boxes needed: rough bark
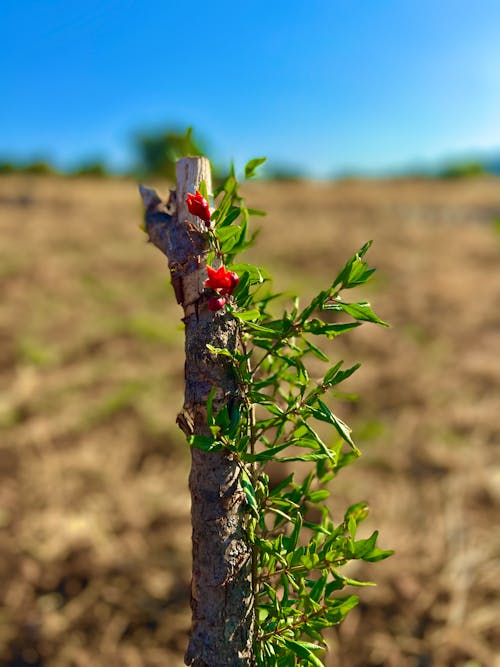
[139,157,254,666]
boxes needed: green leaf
[333,241,375,289]
[245,156,267,179]
[353,530,379,558]
[244,323,282,337]
[206,344,235,359]
[300,424,336,461]
[305,339,329,362]
[263,402,285,416]
[309,571,328,603]
[324,595,359,624]
[344,502,369,526]
[283,514,302,551]
[363,547,395,562]
[281,639,324,667]
[334,573,376,587]
[232,269,251,304]
[303,319,361,338]
[220,226,243,253]
[273,452,333,463]
[229,263,270,284]
[246,442,294,462]
[247,207,267,216]
[217,224,241,244]
[308,489,330,503]
[311,401,358,451]
[198,179,210,203]
[219,206,241,227]
[189,434,221,451]
[215,403,230,428]
[233,309,261,321]
[323,300,389,326]
[241,468,259,517]
[206,386,217,425]
[323,362,361,387]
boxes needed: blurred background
[1,2,499,666]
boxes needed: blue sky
[1,0,499,177]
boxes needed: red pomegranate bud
[208,295,227,311]
[205,265,239,295]
[228,271,239,292]
[185,190,211,225]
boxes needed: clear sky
[1,0,499,177]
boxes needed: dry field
[0,174,499,667]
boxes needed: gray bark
[139,157,254,666]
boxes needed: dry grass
[1,175,499,666]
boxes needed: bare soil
[1,175,499,666]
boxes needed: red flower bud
[208,295,227,311]
[228,271,239,292]
[186,190,211,226]
[205,265,239,296]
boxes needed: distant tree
[0,161,16,175]
[70,161,109,178]
[20,161,58,175]
[134,127,206,181]
[0,160,58,175]
[439,161,486,179]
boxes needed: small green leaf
[215,404,230,428]
[283,514,302,551]
[198,179,210,203]
[308,489,330,503]
[217,225,241,244]
[219,206,241,227]
[206,344,234,358]
[241,468,259,517]
[281,639,324,667]
[229,263,270,284]
[233,309,261,321]
[334,573,376,587]
[245,156,267,179]
[324,595,360,624]
[353,530,379,558]
[246,442,293,462]
[303,319,361,338]
[332,241,374,288]
[220,228,243,253]
[310,401,358,450]
[363,547,395,562]
[309,571,328,602]
[323,362,361,387]
[274,452,333,462]
[305,339,329,362]
[344,502,369,526]
[323,300,389,327]
[189,434,221,451]
[206,386,217,425]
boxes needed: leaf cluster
[192,159,392,665]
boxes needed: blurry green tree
[438,161,486,179]
[70,161,109,178]
[134,126,206,181]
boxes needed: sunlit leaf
[245,157,267,179]
[323,300,389,326]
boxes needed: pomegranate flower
[186,190,211,226]
[205,265,239,296]
[208,295,227,312]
